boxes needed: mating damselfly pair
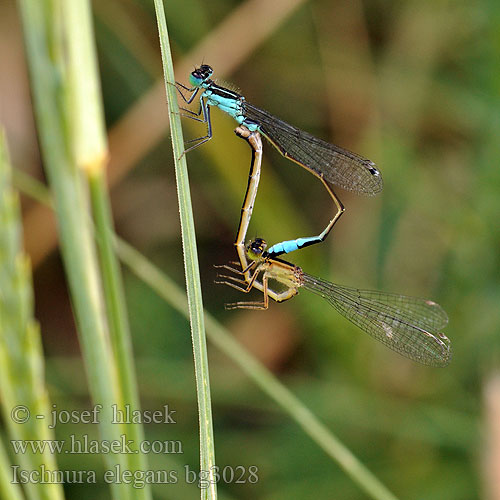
[175,64,452,367]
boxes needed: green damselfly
[216,238,452,367]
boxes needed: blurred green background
[1,0,499,498]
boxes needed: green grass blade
[88,171,152,500]
[153,1,217,499]
[0,438,24,500]
[17,2,131,498]
[0,130,64,500]
[63,0,152,497]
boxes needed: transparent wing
[242,102,383,196]
[302,274,451,366]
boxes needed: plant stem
[153,1,217,498]
[62,0,152,496]
[0,130,64,500]
[17,2,130,498]
[88,170,151,500]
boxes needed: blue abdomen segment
[267,236,321,257]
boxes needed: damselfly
[216,238,451,367]
[176,65,383,255]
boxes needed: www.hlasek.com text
[11,434,183,455]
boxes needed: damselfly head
[189,64,213,86]
[246,238,267,261]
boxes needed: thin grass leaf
[0,130,64,500]
[63,1,152,498]
[17,2,132,498]
[153,2,217,499]
[0,438,23,500]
